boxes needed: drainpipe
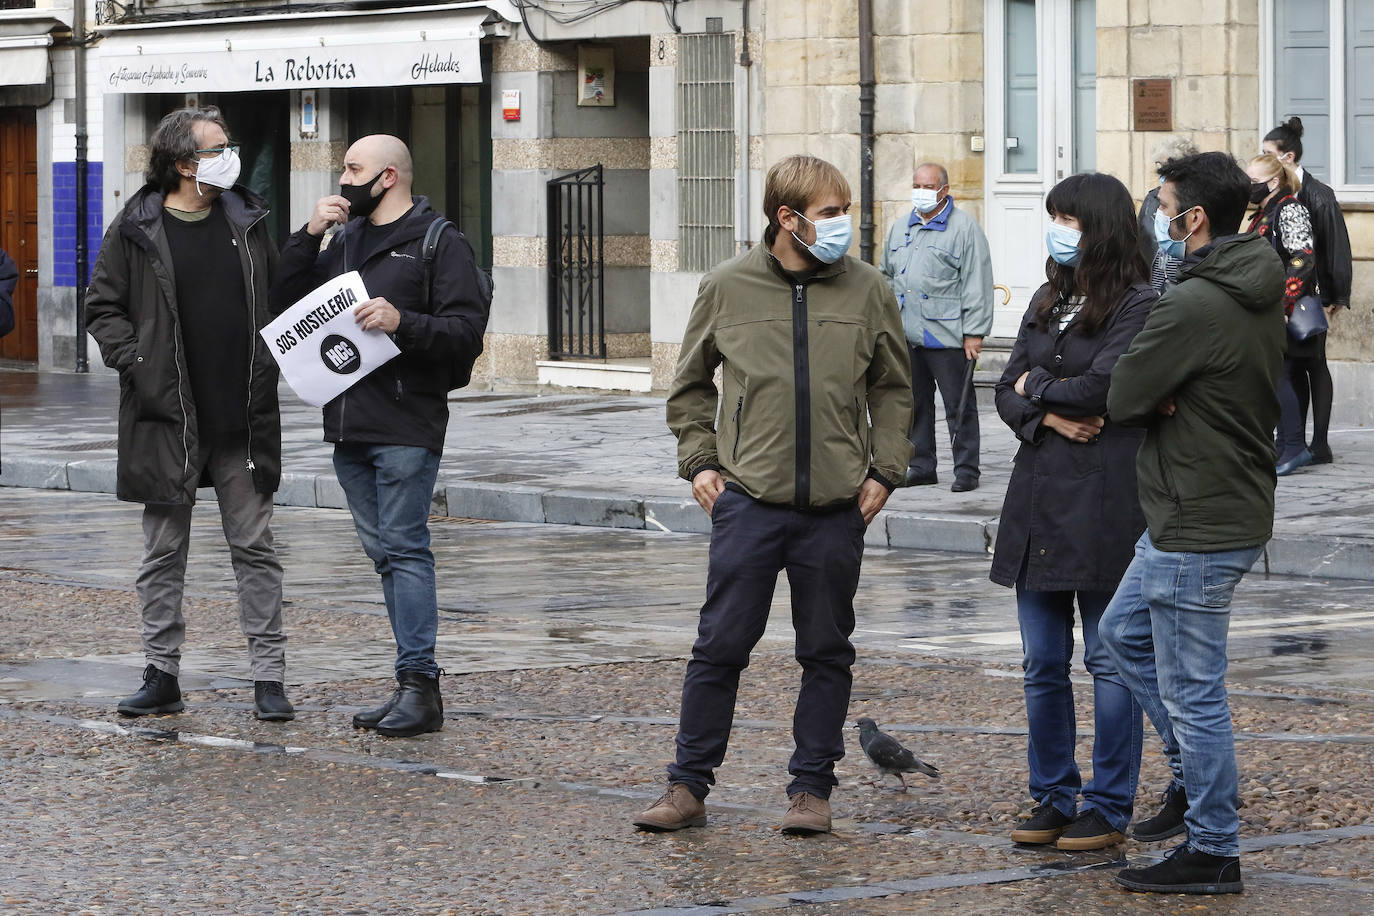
[74,0,89,373]
[737,0,752,252]
[857,0,875,263]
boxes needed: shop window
[677,32,735,273]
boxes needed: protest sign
[260,271,400,407]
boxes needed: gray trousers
[908,343,980,479]
[136,435,285,681]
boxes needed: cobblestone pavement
[2,490,1373,913]
[4,368,1374,578]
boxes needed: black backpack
[422,217,493,391]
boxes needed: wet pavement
[2,488,1374,912]
[3,367,1374,579]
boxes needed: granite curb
[0,455,1342,582]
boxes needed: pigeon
[854,717,940,791]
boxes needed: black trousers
[908,343,980,479]
[668,488,865,801]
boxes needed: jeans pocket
[1200,556,1246,608]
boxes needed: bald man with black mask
[274,134,490,737]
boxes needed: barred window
[677,33,735,272]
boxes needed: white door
[984,0,1096,337]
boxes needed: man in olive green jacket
[1101,152,1285,896]
[633,155,912,838]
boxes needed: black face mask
[1249,181,1271,204]
[339,170,386,219]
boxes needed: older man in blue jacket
[879,162,994,492]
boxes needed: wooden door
[1,107,39,362]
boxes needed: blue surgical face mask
[1153,207,1194,259]
[1045,222,1082,267]
[793,211,853,264]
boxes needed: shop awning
[0,35,53,87]
[96,3,511,94]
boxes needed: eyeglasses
[194,143,240,158]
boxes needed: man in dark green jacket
[1101,152,1285,895]
[634,155,912,837]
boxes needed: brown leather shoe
[779,791,832,835]
[633,783,706,831]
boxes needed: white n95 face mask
[195,147,242,195]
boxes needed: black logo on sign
[320,334,361,374]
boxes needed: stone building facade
[14,0,1373,399]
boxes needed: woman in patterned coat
[1246,153,1317,476]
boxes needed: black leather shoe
[117,664,185,717]
[1116,843,1242,894]
[904,469,938,487]
[375,671,444,737]
[352,683,402,729]
[951,475,979,492]
[254,681,295,721]
[1310,443,1333,465]
[1132,781,1187,842]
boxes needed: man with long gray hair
[86,107,292,721]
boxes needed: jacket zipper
[732,395,743,462]
[241,211,268,477]
[1159,449,1184,541]
[793,281,811,506]
[333,226,356,441]
[172,300,190,478]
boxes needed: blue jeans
[1017,578,1143,833]
[333,443,442,678]
[1100,531,1263,857]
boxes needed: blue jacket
[879,200,994,348]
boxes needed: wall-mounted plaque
[1133,79,1172,132]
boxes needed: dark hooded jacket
[990,282,1156,591]
[1108,233,1286,551]
[85,185,281,505]
[272,197,489,452]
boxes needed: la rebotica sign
[100,41,479,92]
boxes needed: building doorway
[0,106,38,362]
[983,0,1097,336]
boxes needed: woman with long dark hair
[992,172,1154,851]
[1246,152,1318,475]
[1263,117,1351,464]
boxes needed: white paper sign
[260,271,400,408]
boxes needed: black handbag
[1288,295,1328,342]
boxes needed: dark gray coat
[990,282,1156,592]
[85,185,281,505]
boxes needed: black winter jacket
[85,185,281,505]
[1297,170,1353,308]
[990,282,1157,592]
[273,198,488,452]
